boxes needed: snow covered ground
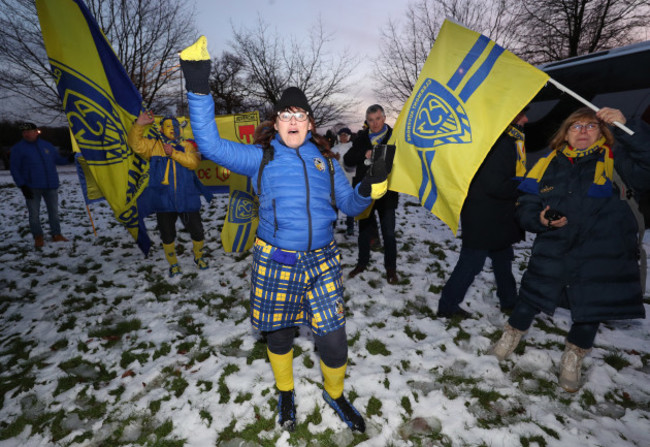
[0,165,648,447]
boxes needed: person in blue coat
[178,37,389,433]
[128,112,210,277]
[10,122,69,247]
[491,106,650,393]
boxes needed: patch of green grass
[604,389,641,410]
[234,392,253,404]
[520,434,548,447]
[199,409,213,427]
[366,396,382,417]
[247,339,268,365]
[428,284,443,294]
[153,342,172,360]
[579,389,597,407]
[88,318,142,339]
[57,315,77,332]
[401,396,413,416]
[348,330,361,347]
[366,338,391,356]
[405,325,426,341]
[603,352,631,371]
[50,338,69,351]
[120,350,150,368]
[453,327,471,344]
[216,406,276,445]
[303,355,314,368]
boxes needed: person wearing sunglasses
[177,37,389,433]
[491,106,650,393]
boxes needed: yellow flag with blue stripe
[173,112,261,253]
[36,0,151,254]
[388,19,549,234]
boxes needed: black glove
[20,185,33,200]
[179,59,211,95]
[358,159,388,198]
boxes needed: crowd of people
[8,35,648,436]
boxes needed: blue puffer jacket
[10,138,63,189]
[188,92,371,251]
[127,123,205,214]
[516,121,650,322]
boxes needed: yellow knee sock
[192,239,204,260]
[320,360,346,399]
[267,348,294,391]
[162,242,178,266]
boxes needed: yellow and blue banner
[388,19,549,234]
[153,112,260,252]
[36,0,151,254]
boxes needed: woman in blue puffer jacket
[179,37,388,433]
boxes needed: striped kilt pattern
[250,238,346,336]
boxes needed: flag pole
[547,78,634,135]
[86,204,97,237]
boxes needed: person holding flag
[491,106,650,393]
[437,108,528,318]
[178,37,389,433]
[128,112,211,277]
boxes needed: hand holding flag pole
[547,78,634,135]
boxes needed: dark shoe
[322,390,365,433]
[278,390,296,432]
[386,269,398,284]
[437,308,472,319]
[370,237,382,251]
[348,265,366,279]
[34,235,44,248]
[52,234,68,242]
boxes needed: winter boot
[277,389,296,432]
[52,234,68,242]
[34,235,44,248]
[322,390,366,433]
[168,264,182,278]
[192,240,208,270]
[490,323,527,361]
[558,342,591,393]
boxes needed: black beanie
[274,87,313,116]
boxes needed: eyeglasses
[568,122,599,132]
[277,111,309,122]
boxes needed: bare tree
[0,0,196,122]
[209,52,258,115]
[373,0,521,111]
[515,0,650,64]
[229,16,358,127]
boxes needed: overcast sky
[193,0,415,129]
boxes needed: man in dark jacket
[344,104,399,284]
[437,110,528,318]
[10,122,69,248]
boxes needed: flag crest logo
[406,78,471,150]
[228,189,258,224]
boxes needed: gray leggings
[265,326,348,369]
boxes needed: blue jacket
[127,124,206,214]
[516,121,650,322]
[10,138,64,189]
[188,92,371,251]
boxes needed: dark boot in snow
[323,390,365,433]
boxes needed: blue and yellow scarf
[507,125,526,180]
[369,124,389,146]
[519,136,613,197]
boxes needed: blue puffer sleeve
[187,92,262,177]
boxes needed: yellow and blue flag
[156,112,260,252]
[388,19,549,234]
[36,0,151,254]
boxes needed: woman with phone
[491,106,650,392]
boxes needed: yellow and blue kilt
[250,238,346,336]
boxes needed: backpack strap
[257,146,274,195]
[326,157,337,211]
[613,168,646,294]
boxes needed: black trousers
[156,211,204,245]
